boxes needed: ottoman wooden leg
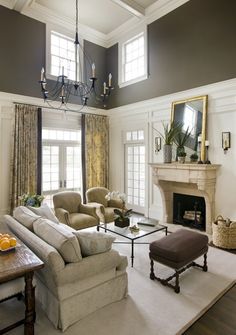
[203,253,208,272]
[150,259,155,280]
[175,271,180,294]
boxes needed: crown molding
[22,2,108,48]
[0,0,15,9]
[0,91,108,116]
[107,0,190,47]
[0,0,190,48]
[108,78,236,117]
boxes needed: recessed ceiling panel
[134,0,157,8]
[36,0,133,34]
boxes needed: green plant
[190,152,198,160]
[105,191,132,222]
[174,127,192,148]
[114,208,132,221]
[19,193,44,207]
[155,122,183,145]
[177,151,187,157]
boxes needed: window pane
[123,33,145,83]
[50,32,77,80]
[126,144,145,208]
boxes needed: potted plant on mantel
[156,122,183,163]
[190,152,198,163]
[177,151,187,163]
[174,127,192,161]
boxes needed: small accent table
[99,222,167,267]
[0,236,44,335]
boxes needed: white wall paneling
[109,78,236,223]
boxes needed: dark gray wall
[83,40,107,108]
[107,0,236,109]
[0,5,45,98]
[0,5,107,108]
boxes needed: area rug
[1,230,235,335]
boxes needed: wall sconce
[155,137,161,153]
[222,132,231,153]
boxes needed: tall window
[50,31,76,80]
[42,128,81,207]
[119,29,147,88]
[125,130,145,213]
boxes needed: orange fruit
[1,234,10,239]
[9,237,17,247]
[0,238,10,250]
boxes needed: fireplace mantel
[149,163,221,234]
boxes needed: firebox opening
[173,193,206,231]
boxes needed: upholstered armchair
[86,187,124,224]
[53,191,99,230]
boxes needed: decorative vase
[114,217,130,228]
[163,144,172,163]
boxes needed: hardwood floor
[184,284,236,335]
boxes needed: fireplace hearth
[173,193,206,231]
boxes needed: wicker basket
[212,215,236,249]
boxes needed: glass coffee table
[99,222,168,267]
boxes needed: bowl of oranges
[0,233,17,252]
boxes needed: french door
[42,131,81,207]
[125,143,145,214]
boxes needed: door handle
[60,180,62,188]
[64,180,67,188]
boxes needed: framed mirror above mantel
[171,95,208,162]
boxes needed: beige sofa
[3,214,128,331]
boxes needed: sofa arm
[79,204,99,220]
[108,199,124,209]
[55,208,70,225]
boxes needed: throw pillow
[33,218,82,263]
[73,231,115,257]
[28,203,59,224]
[13,206,41,231]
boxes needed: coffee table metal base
[100,223,168,267]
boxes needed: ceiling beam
[111,0,145,18]
[13,0,34,13]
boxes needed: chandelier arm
[38,0,112,111]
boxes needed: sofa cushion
[33,218,82,263]
[73,231,115,257]
[13,206,41,231]
[28,203,59,224]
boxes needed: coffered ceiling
[0,0,189,45]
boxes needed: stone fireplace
[150,163,220,234]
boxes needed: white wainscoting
[109,78,236,222]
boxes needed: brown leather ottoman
[149,229,208,293]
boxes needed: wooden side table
[0,235,44,335]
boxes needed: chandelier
[39,0,113,111]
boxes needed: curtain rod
[13,102,108,117]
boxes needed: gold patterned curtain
[10,104,42,212]
[83,114,109,191]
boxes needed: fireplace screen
[173,193,206,231]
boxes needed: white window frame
[118,25,148,88]
[46,23,83,81]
